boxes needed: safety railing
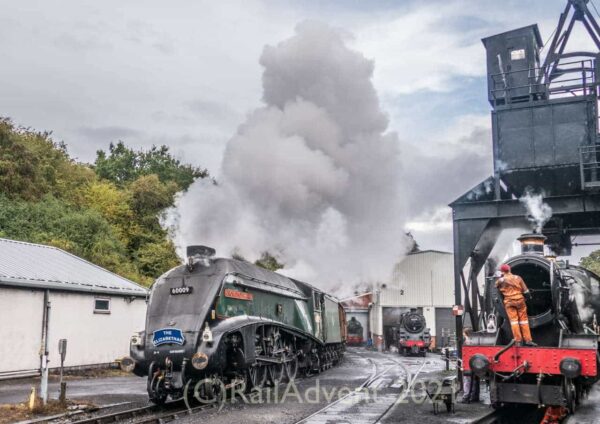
[580,144,600,190]
[490,58,597,104]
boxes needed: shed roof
[0,238,147,297]
[407,250,452,256]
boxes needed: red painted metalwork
[224,288,253,301]
[463,345,597,377]
[400,340,427,347]
[347,335,363,345]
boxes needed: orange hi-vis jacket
[495,272,529,301]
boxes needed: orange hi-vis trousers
[504,297,532,343]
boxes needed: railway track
[64,400,215,424]
[293,355,428,424]
[64,351,371,424]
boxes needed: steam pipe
[494,339,516,363]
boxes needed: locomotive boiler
[122,246,346,404]
[463,234,600,411]
[398,308,431,356]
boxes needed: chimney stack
[517,233,546,255]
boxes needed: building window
[94,298,111,314]
[510,48,526,61]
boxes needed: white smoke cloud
[519,189,552,233]
[169,21,409,292]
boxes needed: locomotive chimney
[186,245,216,270]
[517,233,546,255]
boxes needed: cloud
[187,99,242,124]
[401,115,493,250]
[77,125,141,142]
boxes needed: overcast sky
[1,0,597,255]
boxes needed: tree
[95,141,208,190]
[581,250,600,276]
[0,118,95,202]
[0,118,212,285]
[255,251,284,271]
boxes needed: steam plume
[519,189,552,233]
[169,21,408,291]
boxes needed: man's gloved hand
[525,291,532,301]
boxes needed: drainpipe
[40,290,51,405]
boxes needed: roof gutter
[0,278,147,298]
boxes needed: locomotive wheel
[248,365,267,390]
[148,373,168,405]
[195,377,224,405]
[563,377,576,413]
[307,352,320,376]
[268,362,285,386]
[285,356,298,382]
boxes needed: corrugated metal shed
[381,250,454,307]
[0,238,147,297]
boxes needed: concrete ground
[564,383,600,424]
[0,373,147,407]
[171,348,493,424]
[0,349,496,423]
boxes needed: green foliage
[254,251,284,271]
[581,250,600,277]
[0,118,95,202]
[0,194,139,280]
[95,141,208,189]
[0,118,209,285]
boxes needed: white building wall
[382,251,454,308]
[0,288,44,373]
[422,306,436,335]
[47,292,147,368]
[0,288,147,374]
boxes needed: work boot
[524,341,537,347]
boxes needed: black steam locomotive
[346,316,364,345]
[463,234,600,412]
[122,246,347,404]
[398,308,431,356]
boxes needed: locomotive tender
[123,246,347,403]
[398,308,431,356]
[463,234,600,411]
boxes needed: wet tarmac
[0,374,147,407]
[0,348,497,424]
[563,383,600,424]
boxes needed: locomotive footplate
[491,382,565,406]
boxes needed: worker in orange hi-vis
[495,264,537,347]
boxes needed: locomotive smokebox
[517,233,546,255]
